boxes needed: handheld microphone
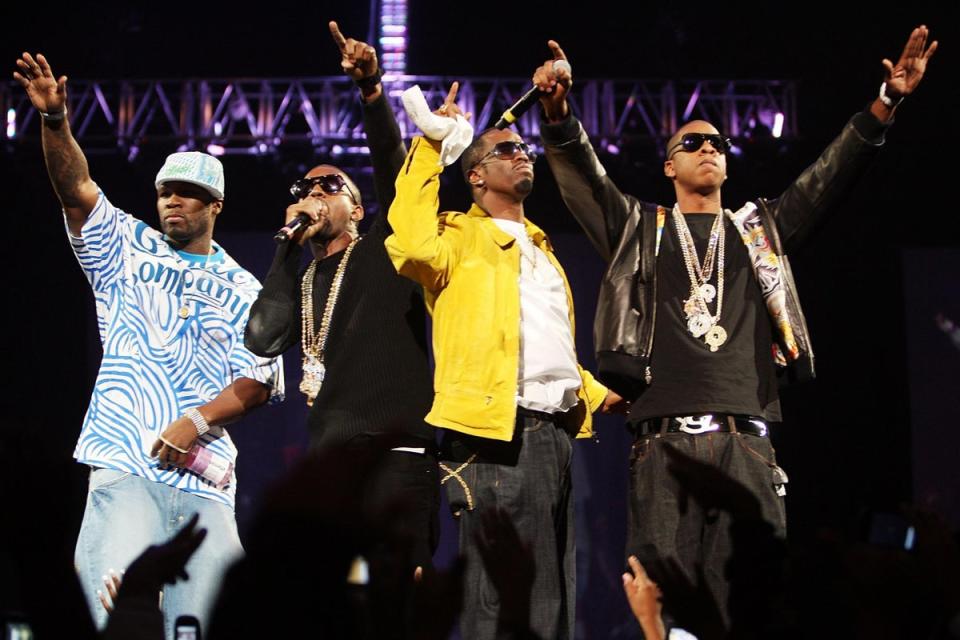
[273,214,312,244]
[494,60,571,130]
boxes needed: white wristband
[879,82,903,109]
[185,408,210,437]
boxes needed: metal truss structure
[2,76,796,159]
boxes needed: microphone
[273,214,312,244]
[494,60,571,130]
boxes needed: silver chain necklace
[672,204,728,352]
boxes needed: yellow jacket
[385,136,607,441]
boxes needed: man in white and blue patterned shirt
[14,51,284,638]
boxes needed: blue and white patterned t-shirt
[67,192,284,507]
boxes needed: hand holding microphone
[274,199,325,244]
[531,40,573,124]
[495,43,572,129]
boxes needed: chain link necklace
[299,237,361,406]
[672,204,728,352]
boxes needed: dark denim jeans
[626,430,787,631]
[442,416,575,640]
[349,445,440,639]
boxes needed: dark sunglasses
[667,133,732,158]
[474,140,537,167]
[289,174,358,203]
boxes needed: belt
[634,414,769,438]
[516,406,557,424]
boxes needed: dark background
[3,2,959,637]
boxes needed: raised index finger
[328,21,348,52]
[627,555,649,581]
[548,40,567,61]
[443,81,459,107]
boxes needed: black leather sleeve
[541,114,641,263]
[244,241,304,357]
[769,110,889,252]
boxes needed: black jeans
[626,430,787,632]
[355,444,441,639]
[442,416,575,640]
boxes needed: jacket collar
[466,203,550,250]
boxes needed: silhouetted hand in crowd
[96,515,206,640]
[660,443,784,639]
[622,555,667,640]
[208,442,437,639]
[114,514,207,607]
[475,508,538,637]
[662,442,763,522]
[97,570,123,613]
[411,558,465,640]
[644,555,724,640]
[908,507,960,626]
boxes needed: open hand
[13,52,67,115]
[882,25,937,100]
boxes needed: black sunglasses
[289,174,358,203]
[474,140,537,168]
[667,133,732,159]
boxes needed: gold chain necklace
[299,237,361,406]
[672,204,728,352]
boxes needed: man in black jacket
[533,27,936,629]
[243,21,438,623]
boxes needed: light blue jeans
[74,467,243,640]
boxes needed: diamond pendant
[300,354,326,407]
[704,325,728,352]
[699,283,716,303]
[683,297,700,317]
[687,313,713,338]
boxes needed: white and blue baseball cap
[155,151,225,199]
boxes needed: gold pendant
[300,354,326,407]
[704,325,728,352]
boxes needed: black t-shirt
[630,210,782,422]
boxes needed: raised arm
[329,20,406,232]
[14,53,98,235]
[771,26,937,250]
[385,84,467,291]
[535,41,640,262]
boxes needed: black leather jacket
[542,111,889,398]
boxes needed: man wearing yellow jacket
[386,87,622,640]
